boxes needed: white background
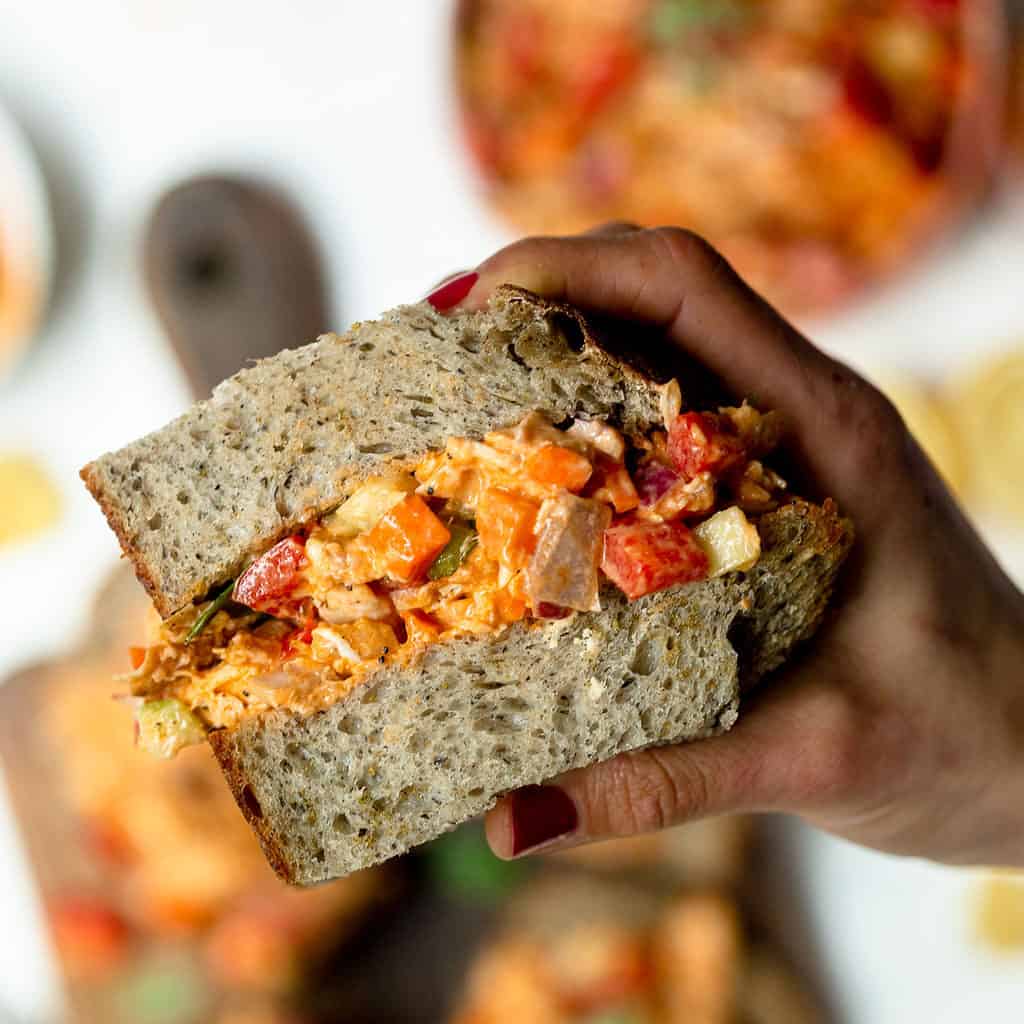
[0,1,1023,1020]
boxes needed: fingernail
[508,785,578,855]
[426,271,479,311]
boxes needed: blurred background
[2,1,1024,1021]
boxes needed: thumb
[484,672,865,859]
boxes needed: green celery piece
[649,0,745,44]
[184,580,235,645]
[114,959,208,1024]
[427,522,478,581]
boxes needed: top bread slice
[81,287,667,618]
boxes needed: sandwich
[81,286,852,885]
[449,873,823,1024]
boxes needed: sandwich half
[82,287,852,885]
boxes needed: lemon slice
[973,872,1024,953]
[0,452,61,547]
[951,348,1024,526]
[870,371,967,497]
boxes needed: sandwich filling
[128,382,787,755]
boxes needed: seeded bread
[81,288,665,618]
[210,498,850,885]
[82,289,853,885]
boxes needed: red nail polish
[426,271,478,311]
[508,785,577,855]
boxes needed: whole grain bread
[210,498,849,885]
[82,288,665,617]
[82,288,853,885]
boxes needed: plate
[0,101,54,381]
[455,0,1007,319]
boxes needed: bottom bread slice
[210,500,851,884]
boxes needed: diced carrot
[128,646,146,670]
[494,589,529,624]
[403,609,443,645]
[144,894,217,933]
[524,444,593,492]
[361,494,451,584]
[477,488,540,569]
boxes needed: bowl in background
[0,101,53,382]
[455,0,1008,319]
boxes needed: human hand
[428,226,1024,867]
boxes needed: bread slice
[82,288,852,885]
[81,287,666,618]
[209,499,847,884]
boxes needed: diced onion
[660,378,682,429]
[323,476,417,539]
[694,507,761,577]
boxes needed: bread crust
[81,287,672,618]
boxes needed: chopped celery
[427,522,478,580]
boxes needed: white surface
[0,2,1022,1020]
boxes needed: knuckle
[792,688,869,802]
[822,367,904,473]
[651,226,722,275]
[492,234,553,265]
[587,219,642,237]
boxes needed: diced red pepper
[128,646,146,670]
[361,493,451,584]
[499,8,545,87]
[525,444,593,492]
[842,59,894,128]
[461,109,504,178]
[281,599,317,657]
[602,520,709,600]
[572,37,640,123]
[233,536,307,615]
[667,413,745,481]
[49,896,132,980]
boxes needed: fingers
[583,220,642,238]
[485,672,869,859]
[424,270,477,310]
[458,228,904,518]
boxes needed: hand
[430,225,1024,867]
